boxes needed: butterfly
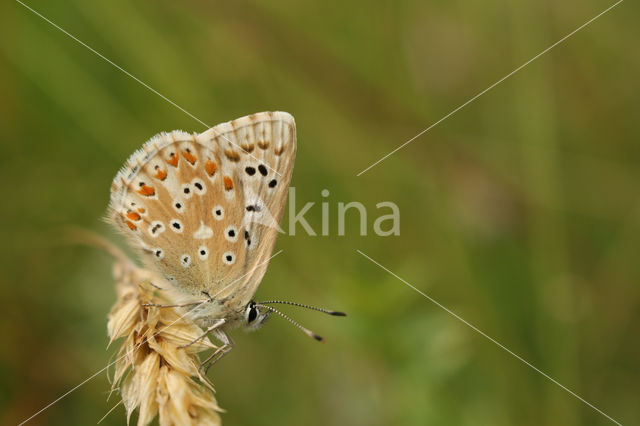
[107,111,344,370]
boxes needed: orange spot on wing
[137,185,156,196]
[205,161,217,177]
[167,154,179,167]
[125,220,137,231]
[154,169,167,180]
[137,208,146,214]
[126,212,141,221]
[182,150,197,165]
[223,176,234,191]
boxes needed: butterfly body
[166,286,255,330]
[108,112,296,331]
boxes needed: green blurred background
[1,0,639,425]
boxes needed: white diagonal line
[18,250,284,425]
[356,249,623,426]
[212,250,283,300]
[14,0,210,129]
[356,0,624,176]
[15,0,283,177]
[17,300,209,426]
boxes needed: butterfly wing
[108,111,296,308]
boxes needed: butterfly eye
[109,112,297,350]
[247,307,258,323]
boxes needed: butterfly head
[244,300,271,331]
[244,300,347,342]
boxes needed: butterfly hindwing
[108,112,296,306]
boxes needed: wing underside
[108,111,296,307]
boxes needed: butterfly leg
[199,329,234,375]
[178,319,226,349]
[142,300,208,309]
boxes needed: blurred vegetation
[1,0,639,425]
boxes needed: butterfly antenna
[258,300,347,316]
[255,304,325,342]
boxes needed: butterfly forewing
[108,111,296,307]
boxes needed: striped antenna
[255,304,326,342]
[258,300,346,316]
